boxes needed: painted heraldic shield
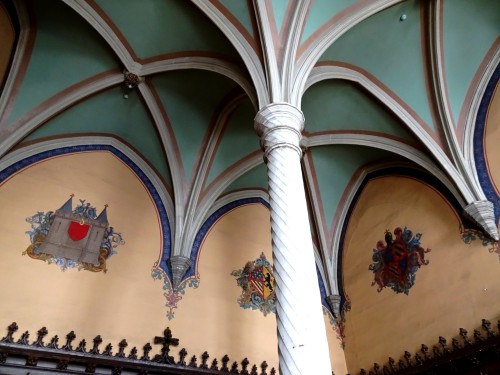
[38,196,109,266]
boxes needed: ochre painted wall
[0,150,341,372]
[0,151,167,350]
[324,314,348,374]
[173,203,278,368]
[342,176,500,372]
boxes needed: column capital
[254,103,305,159]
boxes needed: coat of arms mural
[231,253,276,316]
[369,227,431,294]
[24,195,125,272]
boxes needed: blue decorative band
[473,63,500,222]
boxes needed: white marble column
[254,103,331,375]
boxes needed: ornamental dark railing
[358,318,500,375]
[0,322,276,374]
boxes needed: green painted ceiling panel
[271,0,288,34]
[152,70,238,182]
[310,145,390,228]
[94,0,241,60]
[7,1,118,124]
[302,80,415,142]
[205,99,259,187]
[301,0,357,44]
[223,162,268,194]
[320,1,435,130]
[22,87,172,186]
[443,0,500,126]
[219,0,254,38]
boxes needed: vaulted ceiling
[1,0,499,299]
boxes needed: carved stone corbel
[169,256,192,289]
[463,200,499,241]
[326,294,341,319]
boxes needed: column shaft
[255,103,331,375]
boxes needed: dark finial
[48,335,59,349]
[200,351,209,369]
[482,319,497,338]
[388,357,396,371]
[241,357,250,374]
[188,355,198,368]
[438,336,450,354]
[250,364,258,375]
[76,339,87,353]
[360,370,367,375]
[1,322,19,343]
[260,360,268,375]
[103,343,113,356]
[141,342,152,361]
[33,327,48,347]
[115,339,128,358]
[432,346,441,358]
[90,335,102,355]
[473,329,484,342]
[178,348,187,366]
[62,331,76,351]
[414,353,423,365]
[221,355,230,372]
[210,358,219,371]
[404,351,412,367]
[382,365,390,374]
[128,347,138,360]
[459,328,472,345]
[230,361,239,373]
[17,330,30,345]
[270,368,276,375]
[373,363,380,375]
[452,338,461,351]
[420,344,429,360]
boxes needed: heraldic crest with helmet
[369,226,431,294]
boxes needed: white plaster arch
[304,66,477,204]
